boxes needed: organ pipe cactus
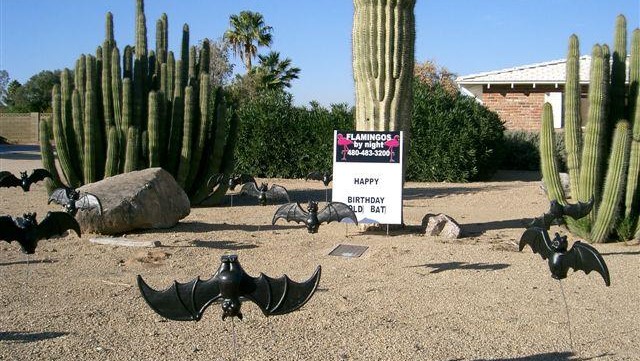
[39,0,238,206]
[541,15,640,242]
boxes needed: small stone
[421,213,462,239]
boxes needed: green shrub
[234,90,354,178]
[500,130,567,172]
[407,80,505,182]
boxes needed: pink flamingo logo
[384,135,400,162]
[337,133,353,160]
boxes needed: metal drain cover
[329,244,369,258]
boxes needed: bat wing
[563,197,594,220]
[528,213,556,230]
[272,202,307,225]
[244,266,321,316]
[306,171,323,181]
[76,193,103,214]
[266,184,290,202]
[238,174,256,185]
[28,168,52,185]
[519,227,554,260]
[0,172,21,188]
[239,182,260,197]
[564,241,611,286]
[0,216,21,243]
[137,275,222,321]
[206,173,224,189]
[317,202,358,225]
[48,188,71,205]
[37,211,81,240]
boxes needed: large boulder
[76,168,190,234]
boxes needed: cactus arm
[563,34,582,199]
[540,102,567,203]
[591,121,631,243]
[39,119,64,193]
[177,86,194,186]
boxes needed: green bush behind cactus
[541,15,640,242]
[39,0,237,206]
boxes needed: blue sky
[1,0,638,106]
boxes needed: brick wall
[481,85,563,131]
[0,113,52,144]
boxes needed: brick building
[456,56,594,131]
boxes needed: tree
[251,51,300,90]
[0,70,9,107]
[4,70,61,112]
[200,38,234,87]
[414,60,458,95]
[223,11,273,71]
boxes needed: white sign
[332,130,403,224]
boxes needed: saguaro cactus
[352,0,416,133]
[541,15,639,242]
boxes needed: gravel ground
[0,148,639,361]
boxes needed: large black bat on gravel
[0,169,52,192]
[137,254,321,321]
[519,227,610,286]
[529,197,593,229]
[272,201,358,233]
[0,212,81,254]
[239,182,290,206]
[48,187,102,216]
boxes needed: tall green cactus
[541,15,640,242]
[352,0,416,133]
[540,103,566,203]
[38,119,63,193]
[40,0,239,206]
[563,35,582,198]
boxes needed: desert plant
[541,15,640,242]
[39,0,238,205]
[352,0,416,134]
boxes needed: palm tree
[223,11,273,71]
[252,51,301,90]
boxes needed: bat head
[549,200,564,218]
[68,189,81,200]
[221,299,243,320]
[259,183,268,192]
[22,212,37,225]
[20,171,28,180]
[307,201,319,213]
[551,233,568,252]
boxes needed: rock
[76,168,190,234]
[421,213,461,239]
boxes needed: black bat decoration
[48,187,102,216]
[207,173,257,192]
[137,254,321,321]
[0,212,81,254]
[272,201,358,233]
[0,169,52,192]
[519,227,610,286]
[239,182,290,206]
[306,171,333,187]
[529,197,594,229]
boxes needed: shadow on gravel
[600,250,640,256]
[0,152,43,160]
[0,259,57,267]
[0,331,68,343]
[462,218,530,237]
[465,351,612,360]
[408,261,510,273]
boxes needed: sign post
[332,130,403,224]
